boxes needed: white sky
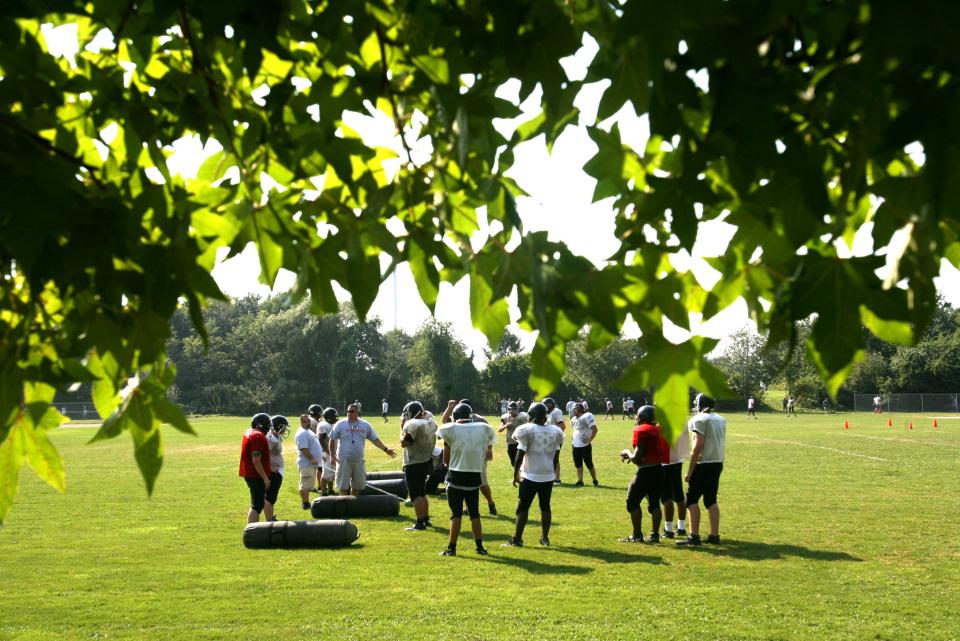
[40,25,960,364]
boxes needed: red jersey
[239,429,272,478]
[632,422,669,465]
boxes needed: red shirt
[632,422,669,465]
[239,429,272,478]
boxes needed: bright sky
[41,25,960,364]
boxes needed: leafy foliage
[2,1,959,520]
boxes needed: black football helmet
[507,401,520,413]
[636,405,656,424]
[403,401,424,418]
[528,402,548,424]
[543,397,556,409]
[270,415,290,439]
[452,403,473,421]
[308,404,322,419]
[251,412,271,432]
[693,393,715,413]
[322,407,338,423]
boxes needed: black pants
[516,479,554,514]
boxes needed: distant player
[678,393,726,547]
[605,398,614,421]
[504,402,564,547]
[543,397,566,484]
[498,401,528,467]
[747,396,757,419]
[570,403,599,487]
[873,395,882,414]
[565,398,576,416]
[265,415,289,518]
[315,407,338,496]
[619,405,668,543]
[787,396,797,416]
[382,398,389,423]
[295,414,323,510]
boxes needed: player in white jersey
[677,393,726,547]
[570,403,599,486]
[504,402,564,547]
[543,397,566,484]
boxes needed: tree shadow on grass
[691,539,863,562]
[549,544,668,566]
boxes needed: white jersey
[665,422,690,464]
[437,421,496,473]
[514,423,564,483]
[565,401,575,415]
[747,398,755,409]
[266,432,285,476]
[547,407,564,429]
[689,412,726,463]
[382,401,388,414]
[570,412,597,448]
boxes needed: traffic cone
[887,418,892,428]
[843,420,849,430]
[933,419,938,429]
[908,421,913,430]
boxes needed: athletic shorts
[660,462,684,503]
[572,444,593,469]
[447,486,480,519]
[265,472,282,505]
[336,459,366,492]
[299,466,318,491]
[507,443,518,467]
[425,465,447,495]
[686,462,723,509]
[516,478,553,514]
[404,460,432,499]
[244,477,266,513]
[626,465,662,513]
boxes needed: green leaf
[408,238,440,312]
[528,337,565,397]
[20,414,66,493]
[153,397,196,435]
[859,305,913,345]
[0,426,22,525]
[411,55,449,84]
[130,421,163,496]
[469,270,508,348]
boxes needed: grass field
[1,411,959,641]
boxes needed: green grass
[2,411,959,640]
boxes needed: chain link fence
[853,393,960,414]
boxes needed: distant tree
[712,327,779,403]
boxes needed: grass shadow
[550,544,668,565]
[691,539,863,562]
[466,553,593,575]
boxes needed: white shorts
[298,466,318,491]
[336,459,366,492]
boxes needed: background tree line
[713,298,960,409]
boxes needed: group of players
[237,393,727,555]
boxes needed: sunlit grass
[1,411,958,640]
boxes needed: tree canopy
[2,0,959,521]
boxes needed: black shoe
[423,519,432,528]
[592,479,599,487]
[646,532,660,543]
[440,547,457,556]
[618,535,644,543]
[677,529,687,537]
[310,487,320,493]
[676,535,702,547]
[661,530,675,539]
[574,481,584,487]
[539,537,550,546]
[488,503,498,516]
[404,522,427,531]
[554,479,562,485]
[301,501,310,510]
[502,537,523,547]
[705,534,721,544]
[476,546,489,555]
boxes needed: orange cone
[909,421,913,430]
[933,419,938,429]
[888,418,892,428]
[843,420,849,430]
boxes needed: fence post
[921,394,925,416]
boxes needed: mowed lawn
[1,411,959,641]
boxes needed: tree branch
[376,26,417,170]
[0,115,106,190]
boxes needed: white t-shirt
[294,426,323,468]
[689,412,726,463]
[565,401,575,415]
[266,432,285,476]
[626,399,635,411]
[666,422,690,464]
[500,412,528,445]
[402,416,438,466]
[571,412,597,448]
[437,421,495,473]
[514,423,564,482]
[606,400,613,410]
[873,396,881,406]
[316,420,334,468]
[547,407,564,429]
[747,398,755,409]
[382,401,389,414]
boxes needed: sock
[447,542,457,551]
[678,519,686,530]
[665,522,674,533]
[475,537,484,549]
